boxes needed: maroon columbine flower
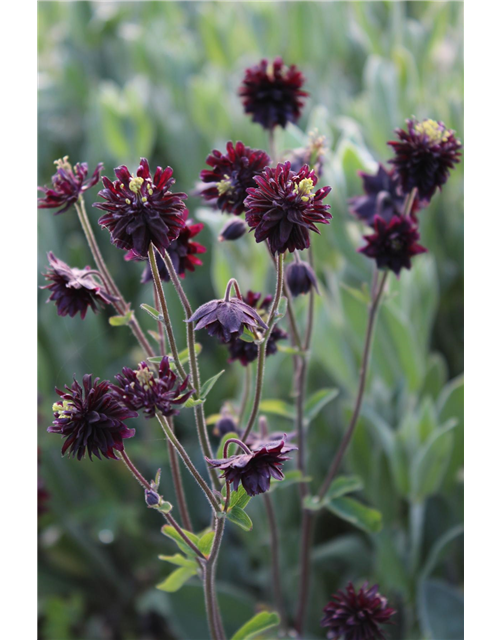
[219,216,248,242]
[112,357,192,419]
[41,252,116,319]
[38,157,103,214]
[124,210,206,283]
[94,158,187,258]
[388,118,462,201]
[239,57,308,130]
[359,215,427,276]
[348,163,420,227]
[199,141,270,215]
[321,582,396,640]
[226,291,287,366]
[285,258,318,297]
[213,407,240,438]
[187,295,268,343]
[245,162,331,254]
[48,375,137,461]
[206,436,296,496]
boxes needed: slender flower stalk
[156,246,220,488]
[263,493,287,630]
[241,252,285,442]
[153,287,166,356]
[166,417,193,532]
[204,517,226,640]
[120,449,203,559]
[74,198,155,358]
[238,365,252,425]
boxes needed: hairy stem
[166,417,193,532]
[153,287,167,356]
[238,365,252,426]
[241,252,284,442]
[263,493,287,630]
[204,517,226,640]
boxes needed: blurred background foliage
[38,2,463,639]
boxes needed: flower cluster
[124,210,206,283]
[112,357,192,419]
[42,252,116,319]
[94,158,187,258]
[48,375,137,461]
[245,162,332,254]
[388,118,461,201]
[239,57,308,130]
[187,295,268,343]
[321,582,395,640]
[38,157,103,214]
[206,435,296,496]
[199,141,270,215]
[226,291,287,366]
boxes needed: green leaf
[304,388,339,422]
[258,399,295,420]
[148,344,202,366]
[184,397,205,409]
[230,611,280,640]
[326,496,382,533]
[156,566,197,593]
[229,484,252,511]
[156,501,173,514]
[158,554,198,568]
[304,475,363,510]
[161,525,200,557]
[277,344,308,356]
[411,421,457,501]
[418,579,464,640]
[268,469,311,493]
[108,311,133,326]
[274,296,288,320]
[141,303,161,321]
[226,506,253,532]
[239,327,258,343]
[197,531,215,557]
[200,370,225,400]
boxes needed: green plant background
[38,2,464,639]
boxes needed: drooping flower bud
[218,217,247,242]
[285,259,319,297]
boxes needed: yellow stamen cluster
[217,175,233,196]
[52,400,74,417]
[414,119,450,143]
[54,156,72,173]
[135,367,154,388]
[129,175,145,193]
[294,177,315,202]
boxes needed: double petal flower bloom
[38,157,103,214]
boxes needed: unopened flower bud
[219,217,247,242]
[213,407,239,438]
[145,489,161,507]
[285,260,319,297]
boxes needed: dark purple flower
[348,163,421,227]
[285,258,318,297]
[206,436,296,496]
[388,118,462,201]
[38,157,103,214]
[41,252,116,319]
[112,357,192,419]
[359,215,427,276]
[321,582,396,640]
[219,216,248,242]
[48,375,137,461]
[239,57,308,130]
[199,141,270,215]
[94,158,187,258]
[245,162,331,254]
[213,408,240,438]
[226,291,287,366]
[124,210,206,283]
[187,296,268,343]
[145,489,161,507]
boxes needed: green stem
[238,365,252,426]
[74,198,155,359]
[241,252,284,442]
[156,247,219,489]
[156,413,220,514]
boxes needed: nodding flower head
[199,141,270,215]
[94,158,187,258]
[112,357,193,419]
[48,375,137,461]
[285,258,319,297]
[245,162,331,254]
[206,436,296,496]
[38,157,103,214]
[187,296,268,344]
[358,215,427,276]
[41,252,116,319]
[239,57,308,130]
[321,582,396,640]
[218,216,248,242]
[388,118,461,201]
